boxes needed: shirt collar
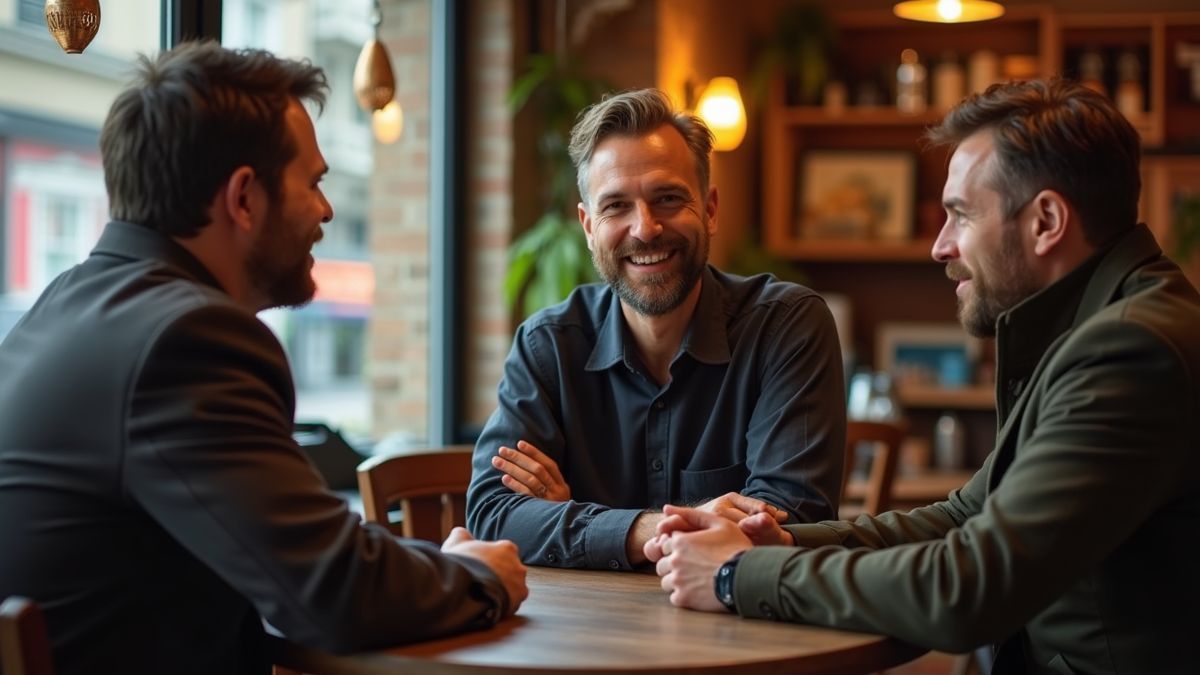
[584,266,731,372]
[91,220,225,293]
[996,223,1160,376]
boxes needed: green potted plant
[503,54,609,319]
[748,3,838,106]
[1171,191,1200,264]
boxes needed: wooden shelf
[776,106,945,127]
[770,238,936,263]
[897,384,995,410]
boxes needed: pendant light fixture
[893,0,1004,24]
[353,0,402,143]
[695,77,747,152]
[44,0,101,54]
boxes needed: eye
[602,200,628,213]
[656,194,683,205]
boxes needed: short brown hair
[568,88,714,206]
[925,78,1141,245]
[100,40,327,237]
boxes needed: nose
[931,219,957,263]
[628,201,662,242]
[320,191,333,224]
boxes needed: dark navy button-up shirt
[466,266,846,570]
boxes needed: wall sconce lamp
[893,0,1004,23]
[353,0,403,144]
[44,0,101,54]
[694,77,747,152]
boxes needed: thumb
[442,526,473,548]
[662,504,724,529]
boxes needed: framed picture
[876,322,980,388]
[796,150,916,242]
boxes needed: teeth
[629,251,670,265]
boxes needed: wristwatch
[713,550,745,613]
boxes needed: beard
[591,221,710,317]
[246,203,318,310]
[949,224,1039,338]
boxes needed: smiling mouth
[628,250,674,265]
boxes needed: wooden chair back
[840,420,907,517]
[0,597,55,675]
[356,446,474,543]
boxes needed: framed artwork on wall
[795,149,916,242]
[876,322,980,388]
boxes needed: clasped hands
[493,440,795,611]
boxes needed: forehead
[587,124,699,194]
[284,99,323,168]
[945,130,998,197]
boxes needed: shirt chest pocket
[679,462,747,503]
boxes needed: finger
[493,454,542,492]
[643,533,665,562]
[722,492,782,519]
[714,506,752,523]
[500,473,537,497]
[663,504,724,529]
[515,440,567,484]
[655,553,672,578]
[442,527,471,547]
[499,446,555,486]
[656,513,695,536]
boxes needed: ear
[704,186,719,236]
[1027,189,1071,257]
[221,166,265,235]
[577,201,595,251]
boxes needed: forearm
[625,511,665,565]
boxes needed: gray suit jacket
[0,222,508,675]
[733,225,1200,674]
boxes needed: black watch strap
[713,550,746,613]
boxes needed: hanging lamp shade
[695,77,747,152]
[893,0,1004,23]
[353,38,396,113]
[44,0,101,54]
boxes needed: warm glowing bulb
[372,100,403,144]
[937,0,962,21]
[694,77,747,152]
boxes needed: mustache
[945,261,971,282]
[615,232,687,258]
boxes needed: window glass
[0,2,160,341]
[223,0,377,440]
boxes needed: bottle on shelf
[896,48,928,114]
[933,51,966,111]
[1115,50,1144,119]
[934,411,967,469]
[1079,48,1107,97]
[967,49,999,95]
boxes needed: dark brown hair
[100,40,327,237]
[925,78,1141,245]
[568,88,714,206]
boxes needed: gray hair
[567,88,714,206]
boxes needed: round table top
[271,566,926,674]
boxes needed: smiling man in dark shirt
[466,88,846,570]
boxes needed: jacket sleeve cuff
[732,546,799,621]
[785,523,844,548]
[583,508,643,570]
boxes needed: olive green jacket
[733,225,1200,674]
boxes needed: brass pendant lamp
[44,0,101,54]
[893,0,1004,23]
[353,0,396,113]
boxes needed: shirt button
[653,400,666,410]
[546,552,558,562]
[758,601,777,620]
[651,459,664,471]
[608,559,620,570]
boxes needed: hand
[442,527,529,617]
[491,440,571,501]
[651,505,752,612]
[738,511,795,547]
[696,492,789,524]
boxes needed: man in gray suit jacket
[0,41,526,675]
[647,78,1200,674]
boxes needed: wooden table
[269,566,926,675]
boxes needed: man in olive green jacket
[646,78,1200,674]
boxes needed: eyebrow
[943,197,965,211]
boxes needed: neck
[621,278,703,386]
[173,232,262,312]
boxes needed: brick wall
[369,0,516,441]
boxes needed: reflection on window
[224,0,376,439]
[0,1,160,338]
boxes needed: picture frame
[795,149,916,242]
[875,322,980,388]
